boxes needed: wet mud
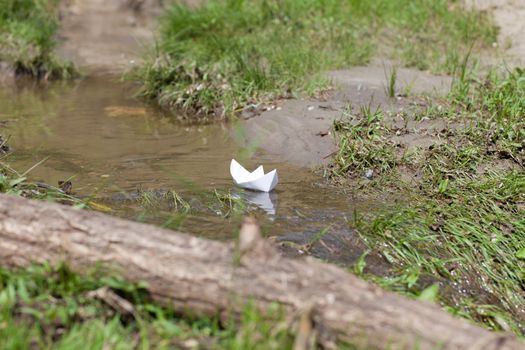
[244,64,452,168]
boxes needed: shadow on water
[0,76,386,268]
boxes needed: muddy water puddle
[0,76,377,264]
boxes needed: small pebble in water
[364,169,374,179]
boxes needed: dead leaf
[104,106,147,118]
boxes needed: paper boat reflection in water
[232,189,278,217]
[230,159,278,192]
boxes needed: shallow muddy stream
[0,76,376,264]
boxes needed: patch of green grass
[331,67,525,182]
[331,105,397,178]
[355,172,525,334]
[0,0,76,79]
[0,263,299,349]
[453,68,525,165]
[135,0,495,117]
[332,68,525,335]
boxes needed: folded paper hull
[230,159,278,192]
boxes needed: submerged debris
[58,180,73,195]
[0,135,10,154]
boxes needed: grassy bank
[0,0,75,79]
[136,0,495,118]
[330,67,525,335]
[0,264,301,349]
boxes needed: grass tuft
[0,0,76,79]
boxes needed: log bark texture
[0,194,521,349]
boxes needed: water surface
[0,77,369,262]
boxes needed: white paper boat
[230,159,278,192]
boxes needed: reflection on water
[232,188,278,217]
[0,77,374,263]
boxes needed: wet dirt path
[56,0,160,74]
[466,0,525,66]
[56,0,204,74]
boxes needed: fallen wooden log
[0,193,521,349]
